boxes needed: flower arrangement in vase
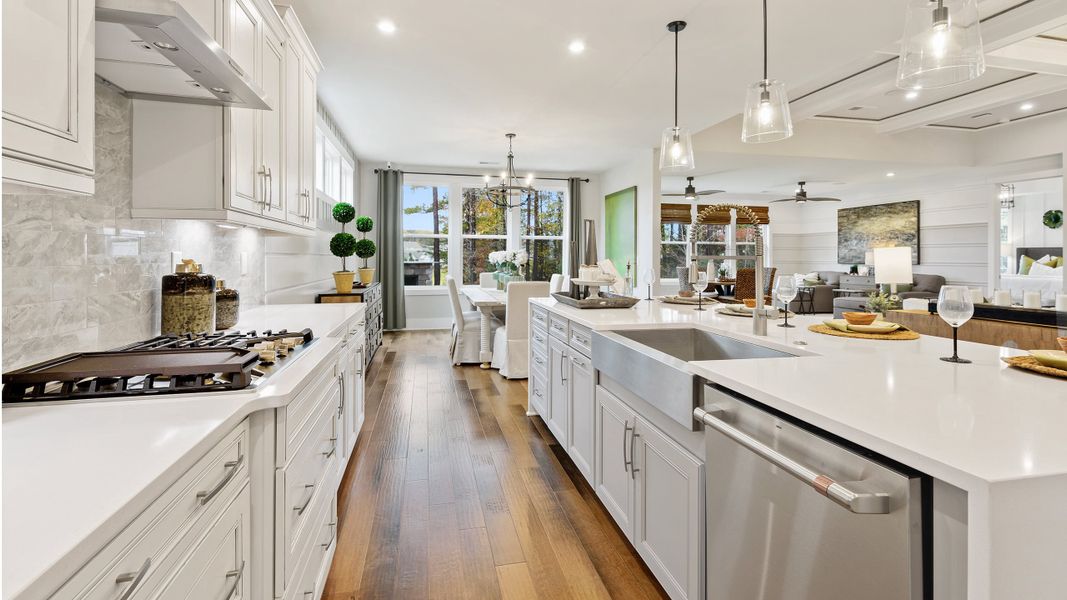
[866,290,901,316]
[488,250,529,290]
[330,202,357,293]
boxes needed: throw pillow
[1018,254,1047,275]
[1029,261,1055,277]
[879,283,913,294]
[803,278,822,286]
[1050,256,1063,268]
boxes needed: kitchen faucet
[690,204,772,336]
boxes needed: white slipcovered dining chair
[490,281,550,379]
[447,276,498,365]
[549,273,564,294]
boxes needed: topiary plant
[354,238,377,268]
[355,216,373,233]
[332,202,355,225]
[330,232,357,271]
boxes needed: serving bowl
[843,312,878,326]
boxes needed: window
[521,190,566,281]
[403,185,449,286]
[659,202,769,279]
[340,160,354,203]
[400,178,569,288]
[461,188,507,285]
[660,222,688,279]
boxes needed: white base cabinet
[567,350,596,483]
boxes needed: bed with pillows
[1000,247,1065,306]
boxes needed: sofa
[831,273,946,317]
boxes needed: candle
[993,290,1011,306]
[1056,294,1067,312]
[968,289,984,304]
[1023,291,1041,309]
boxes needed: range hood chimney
[95,0,271,110]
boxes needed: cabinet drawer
[283,491,336,600]
[530,345,549,381]
[569,323,593,356]
[53,422,249,600]
[278,397,338,586]
[531,305,549,329]
[530,325,548,353]
[548,313,569,341]
[151,483,251,600]
[277,361,340,466]
[529,373,548,417]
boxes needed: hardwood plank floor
[324,330,668,600]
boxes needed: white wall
[1009,177,1064,252]
[773,183,995,292]
[599,149,659,291]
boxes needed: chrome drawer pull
[533,388,543,398]
[196,455,244,506]
[574,335,589,345]
[321,521,337,550]
[223,561,245,600]
[534,355,544,365]
[622,421,633,474]
[323,436,338,459]
[572,357,586,368]
[115,558,151,600]
[629,431,640,480]
[694,406,892,514]
[293,483,315,515]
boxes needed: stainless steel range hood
[95,0,271,110]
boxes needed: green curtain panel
[377,168,407,330]
[568,177,582,278]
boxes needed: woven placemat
[807,324,920,340]
[1001,355,1067,379]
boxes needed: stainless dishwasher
[695,385,929,600]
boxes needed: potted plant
[330,203,357,293]
[354,216,376,284]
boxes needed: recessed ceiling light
[568,39,586,54]
[1019,102,1034,111]
[886,172,896,177]
[377,19,396,34]
[905,90,919,100]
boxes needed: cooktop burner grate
[2,328,315,404]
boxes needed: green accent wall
[604,186,636,272]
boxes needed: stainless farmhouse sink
[592,328,794,429]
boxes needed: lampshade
[897,0,984,89]
[659,126,695,172]
[873,247,913,285]
[865,250,875,265]
[741,79,793,143]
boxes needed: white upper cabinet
[2,0,96,194]
[130,0,321,235]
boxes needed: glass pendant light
[897,0,984,89]
[660,21,695,172]
[741,0,793,143]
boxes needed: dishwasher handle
[694,406,892,515]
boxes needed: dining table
[459,286,507,369]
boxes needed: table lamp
[864,250,875,276]
[873,247,913,294]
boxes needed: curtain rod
[374,168,589,183]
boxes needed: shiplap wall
[771,183,992,292]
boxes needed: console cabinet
[2,0,96,194]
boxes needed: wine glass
[937,285,974,364]
[694,271,710,311]
[644,268,657,301]
[774,275,798,328]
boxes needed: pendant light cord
[762,0,768,81]
[674,27,679,128]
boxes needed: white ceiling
[287,0,915,173]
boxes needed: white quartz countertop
[1,304,363,600]
[532,297,1067,489]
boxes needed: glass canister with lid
[161,259,216,335]
[215,280,240,330]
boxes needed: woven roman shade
[697,205,770,225]
[660,203,692,224]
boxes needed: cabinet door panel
[283,41,304,224]
[593,386,634,538]
[2,0,94,191]
[260,28,285,220]
[547,337,569,445]
[567,352,595,483]
[226,0,260,213]
[634,418,704,600]
[299,63,317,228]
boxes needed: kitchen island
[529,297,1067,600]
[2,304,366,600]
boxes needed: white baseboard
[402,317,451,330]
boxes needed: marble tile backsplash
[2,83,265,370]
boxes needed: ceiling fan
[771,181,841,203]
[662,177,725,201]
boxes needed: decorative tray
[552,292,639,309]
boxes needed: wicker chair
[720,267,776,304]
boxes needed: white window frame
[402,182,451,287]
[402,175,569,289]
